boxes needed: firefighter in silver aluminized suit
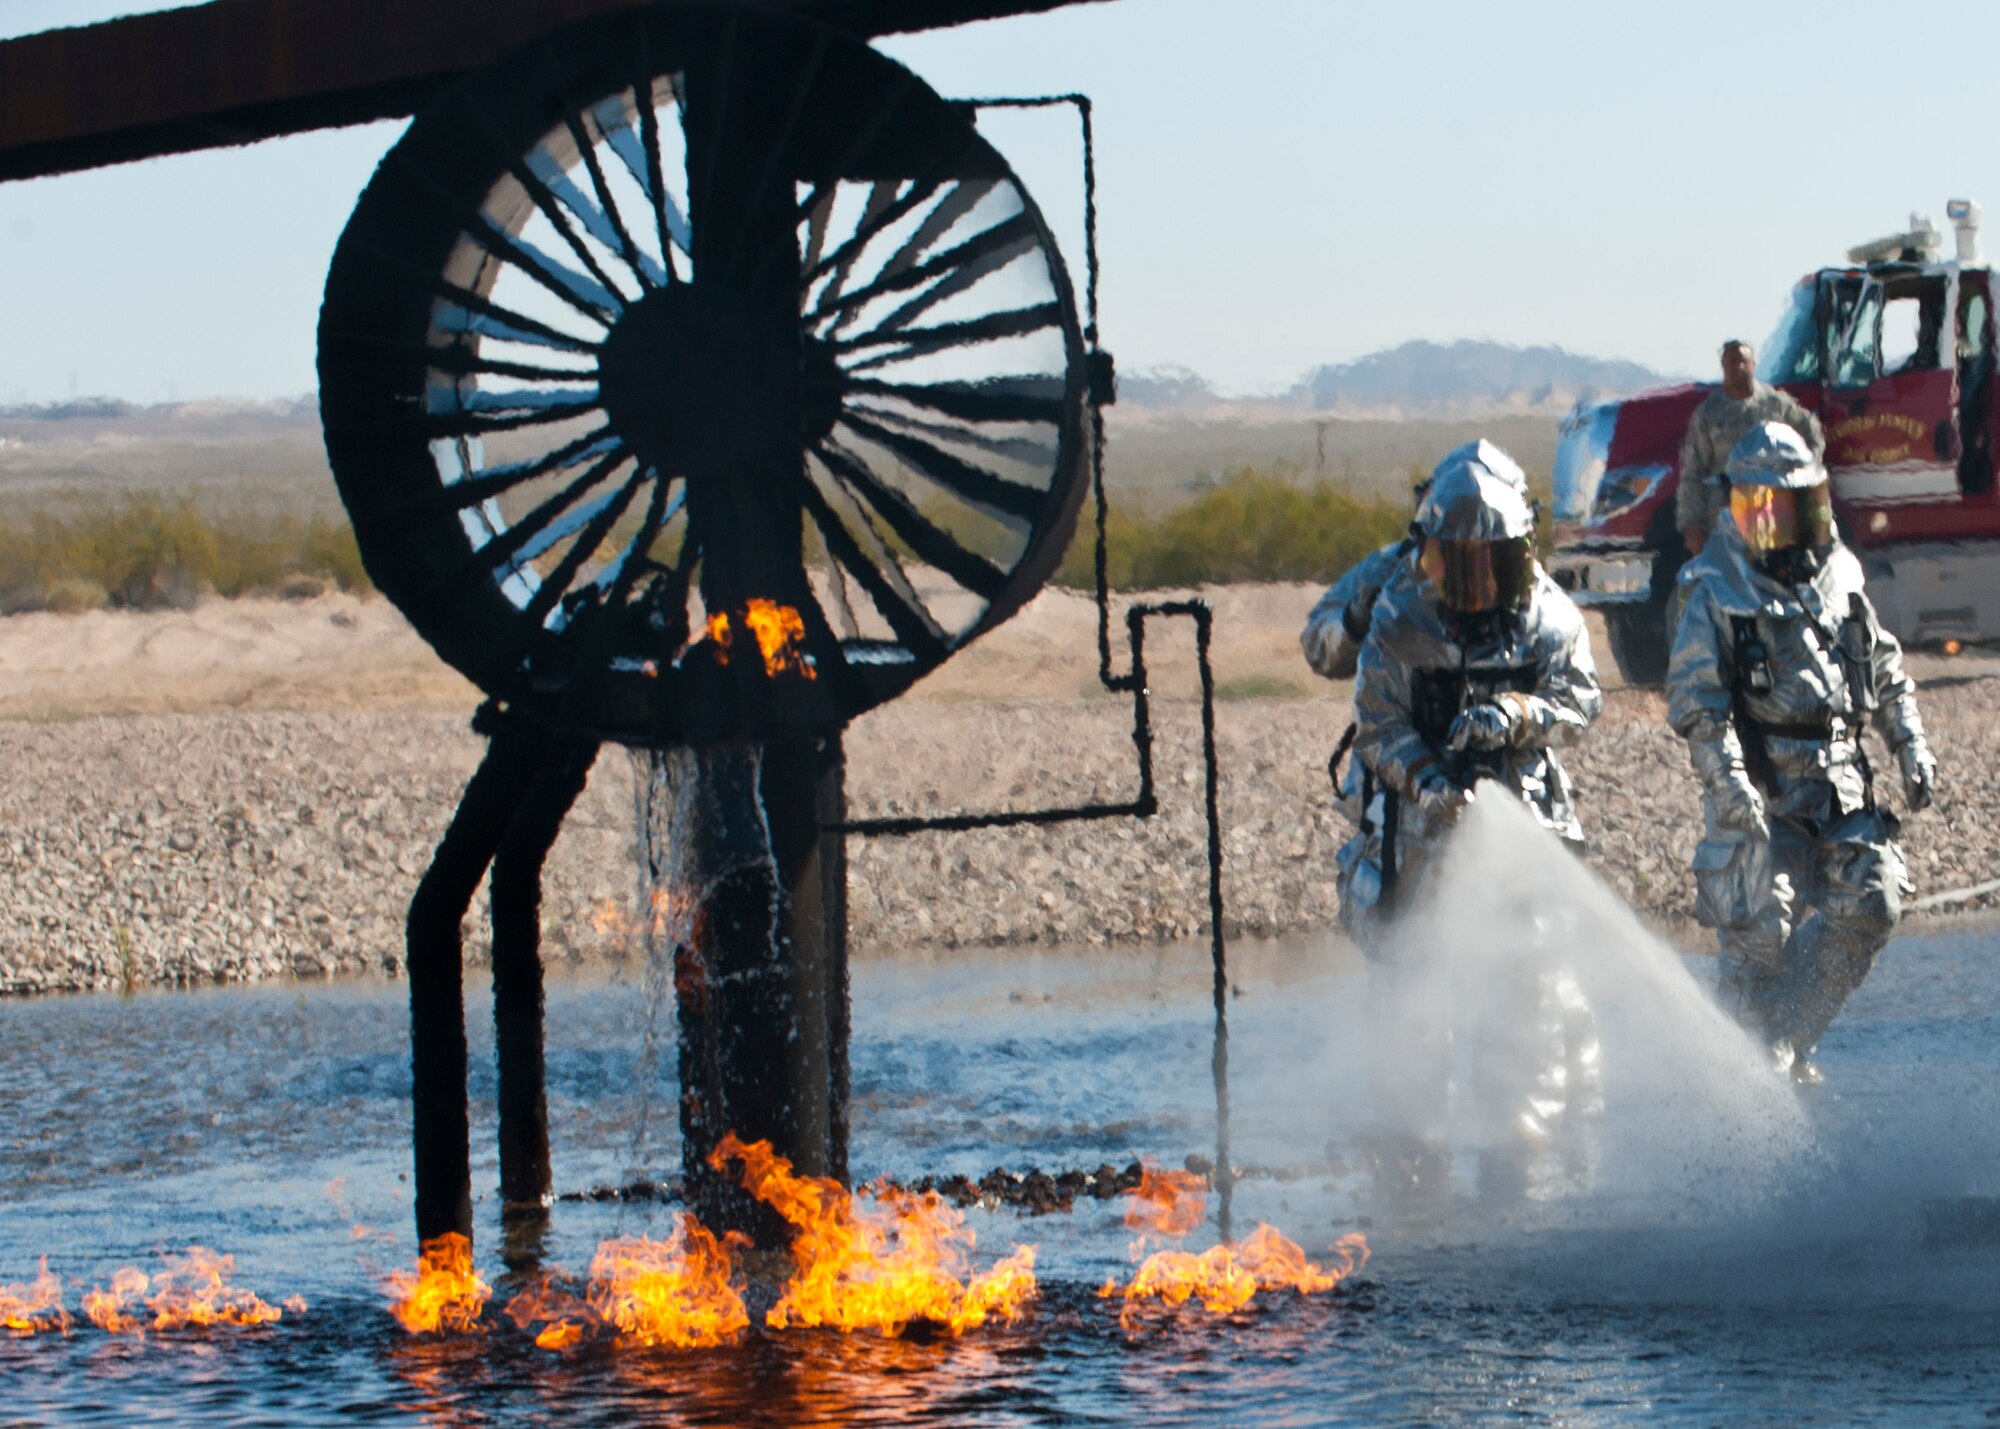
[1301,440,1533,682]
[1337,453,1603,945]
[1667,421,1937,1083]
[1314,442,1537,939]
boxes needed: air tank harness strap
[1728,615,1779,795]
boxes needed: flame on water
[386,1233,491,1336]
[81,1248,297,1334]
[499,1223,752,1351]
[81,1268,149,1333]
[585,1224,752,1348]
[536,1319,585,1350]
[1098,1170,1370,1327]
[502,1272,593,1352]
[1123,1165,1209,1238]
[706,600,817,681]
[1,1257,72,1336]
[710,1133,1037,1337]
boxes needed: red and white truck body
[1550,203,2000,683]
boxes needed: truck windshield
[1758,280,1819,382]
[1824,274,1882,388]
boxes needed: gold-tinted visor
[1420,536,1535,613]
[1730,481,1834,552]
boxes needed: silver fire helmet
[1429,438,1531,500]
[1726,423,1834,556]
[1415,462,1537,542]
[1414,460,1538,613]
[1724,421,1825,490]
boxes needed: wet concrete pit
[4,917,2000,1423]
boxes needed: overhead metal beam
[0,0,1105,183]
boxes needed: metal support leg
[405,708,550,1250]
[490,738,598,1266]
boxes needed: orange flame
[500,1222,751,1352]
[82,1249,299,1334]
[711,1133,1037,1337]
[706,599,816,680]
[1,1257,72,1336]
[589,886,698,949]
[1098,1171,1370,1327]
[385,1233,490,1335]
[585,1224,752,1348]
[1123,1165,1209,1237]
[536,1319,584,1350]
[502,1272,593,1352]
[82,1267,149,1333]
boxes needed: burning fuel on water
[386,1134,1040,1346]
[710,1132,1039,1337]
[1100,1166,1370,1329]
[2,1248,305,1339]
[384,1233,490,1336]
[0,1259,71,1337]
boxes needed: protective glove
[1413,768,1473,827]
[1712,774,1766,835]
[1688,730,1767,836]
[1446,701,1515,753]
[1897,741,1938,812]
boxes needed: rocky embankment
[3,670,1996,996]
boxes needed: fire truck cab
[1550,201,2000,685]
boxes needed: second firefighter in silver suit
[1667,421,1937,1079]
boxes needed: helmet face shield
[1420,536,1535,613]
[1730,479,1834,553]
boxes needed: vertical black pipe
[490,737,598,1258]
[673,29,850,1237]
[405,707,548,1250]
[680,736,848,1235]
[820,734,851,1186]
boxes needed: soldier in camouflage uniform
[1676,340,1824,557]
[1668,422,1936,1084]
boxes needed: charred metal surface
[0,0,1106,183]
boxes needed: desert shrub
[0,499,373,614]
[43,577,109,614]
[1054,462,1411,591]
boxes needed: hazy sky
[1,0,1994,403]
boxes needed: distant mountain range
[1121,340,1678,416]
[0,339,1675,437]
[0,394,318,435]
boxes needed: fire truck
[1549,201,1999,685]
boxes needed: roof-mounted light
[1949,198,1983,265]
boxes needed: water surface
[4,926,2000,1425]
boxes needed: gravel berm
[3,673,1996,996]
